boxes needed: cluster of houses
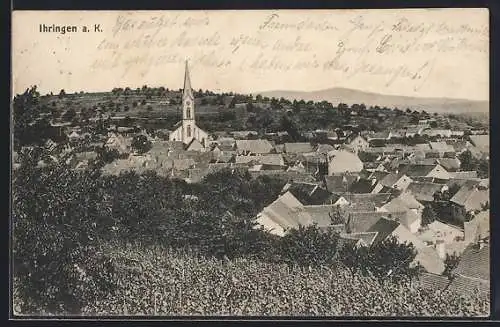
[13,63,489,298]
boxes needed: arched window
[186,107,191,119]
[187,125,191,137]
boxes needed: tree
[458,150,475,171]
[279,224,340,268]
[58,89,66,99]
[131,135,152,154]
[422,204,437,227]
[368,236,418,281]
[13,148,115,314]
[13,86,42,148]
[329,205,346,225]
[443,253,460,280]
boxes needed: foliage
[131,135,152,154]
[329,205,346,225]
[443,253,461,280]
[458,150,489,178]
[80,242,489,317]
[422,204,437,227]
[12,148,116,314]
[279,225,340,267]
[367,236,419,281]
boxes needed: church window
[186,107,191,119]
[187,125,191,137]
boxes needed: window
[186,107,191,119]
[187,125,191,137]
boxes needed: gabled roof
[349,178,378,194]
[256,191,311,236]
[450,184,489,211]
[235,139,273,154]
[406,182,444,202]
[465,210,489,243]
[429,141,455,153]
[449,171,478,179]
[284,142,314,154]
[399,164,442,177]
[368,171,390,182]
[186,138,204,151]
[366,217,401,245]
[436,158,461,171]
[452,243,490,281]
[341,193,392,207]
[397,191,424,210]
[316,144,335,154]
[323,175,358,193]
[299,204,342,227]
[379,172,406,188]
[469,135,489,153]
[347,211,406,233]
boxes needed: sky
[12,9,489,101]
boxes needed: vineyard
[77,242,489,317]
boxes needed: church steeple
[183,60,194,101]
[169,61,208,149]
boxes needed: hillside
[259,88,489,115]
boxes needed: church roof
[183,61,194,99]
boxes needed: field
[75,242,489,317]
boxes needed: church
[169,61,209,151]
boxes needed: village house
[450,183,489,215]
[464,210,489,245]
[283,142,314,154]
[399,163,451,180]
[235,139,274,155]
[406,182,448,203]
[346,134,370,153]
[327,150,364,176]
[429,141,455,156]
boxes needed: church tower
[169,61,209,150]
[181,60,195,144]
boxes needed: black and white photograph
[11,9,490,317]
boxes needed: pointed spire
[183,60,193,99]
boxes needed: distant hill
[258,87,489,115]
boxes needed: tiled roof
[366,217,401,245]
[324,175,358,193]
[316,144,336,154]
[429,141,455,153]
[453,243,490,281]
[399,164,439,177]
[349,178,378,194]
[284,142,314,154]
[406,182,444,202]
[397,191,424,210]
[449,172,478,181]
[235,139,273,154]
[437,158,461,171]
[450,184,489,211]
[469,135,489,153]
[342,193,392,207]
[418,272,451,292]
[446,275,490,297]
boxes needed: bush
[13,148,116,314]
